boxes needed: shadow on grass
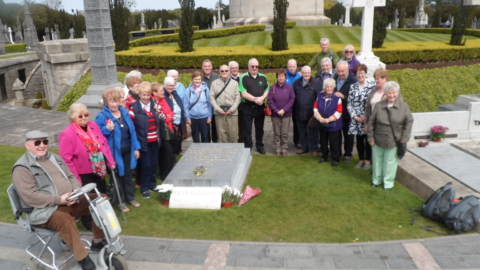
[0,145,451,243]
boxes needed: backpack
[421,182,456,222]
[442,195,480,234]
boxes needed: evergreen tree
[109,0,131,51]
[178,0,195,52]
[450,0,473,45]
[372,7,388,48]
[271,0,289,51]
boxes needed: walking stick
[110,167,127,222]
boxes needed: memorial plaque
[169,187,222,209]
[164,143,251,191]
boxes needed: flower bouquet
[221,185,242,208]
[193,165,208,177]
[155,184,173,204]
[431,125,449,141]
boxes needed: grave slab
[164,143,252,191]
[409,145,480,192]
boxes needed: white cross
[215,4,223,22]
[353,0,386,57]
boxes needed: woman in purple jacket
[341,44,361,73]
[267,71,295,157]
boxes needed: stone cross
[44,27,51,41]
[216,4,223,28]
[343,0,352,27]
[69,28,75,39]
[353,0,386,77]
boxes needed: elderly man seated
[12,130,106,270]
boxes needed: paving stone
[311,246,363,257]
[229,244,267,256]
[454,256,480,268]
[166,241,210,253]
[225,255,235,266]
[361,244,411,259]
[423,237,462,245]
[286,257,334,269]
[386,258,418,269]
[266,245,312,258]
[230,255,285,268]
[122,238,170,252]
[174,253,207,265]
[434,256,460,269]
[126,250,177,263]
[457,235,480,244]
[333,257,389,269]
[425,244,480,256]
[0,259,22,269]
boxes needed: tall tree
[110,0,132,51]
[372,7,388,48]
[450,0,473,45]
[271,0,289,51]
[42,0,62,10]
[178,0,195,52]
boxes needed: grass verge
[0,145,450,243]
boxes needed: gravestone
[353,0,386,78]
[140,13,147,30]
[14,17,23,43]
[154,22,157,29]
[212,15,217,29]
[167,20,177,28]
[69,28,75,39]
[8,27,14,44]
[23,0,39,51]
[158,18,162,29]
[164,143,252,191]
[339,15,344,26]
[54,24,60,40]
[393,9,399,29]
[343,0,352,27]
[3,24,10,44]
[44,27,51,41]
[473,17,477,29]
[0,18,6,54]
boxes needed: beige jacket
[367,98,414,148]
[209,78,241,115]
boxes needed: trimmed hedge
[286,21,296,28]
[129,24,266,47]
[129,26,200,37]
[116,39,480,69]
[395,28,480,38]
[5,43,27,53]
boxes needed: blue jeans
[296,118,319,152]
[191,117,210,143]
[138,141,159,193]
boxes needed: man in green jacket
[308,38,341,71]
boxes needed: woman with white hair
[164,76,186,153]
[340,44,361,73]
[367,81,413,190]
[167,69,186,101]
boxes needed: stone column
[0,18,6,54]
[13,79,26,107]
[77,0,122,117]
[343,0,352,27]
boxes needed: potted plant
[221,186,242,208]
[430,125,449,142]
[156,184,173,206]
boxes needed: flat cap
[25,130,49,141]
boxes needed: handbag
[386,108,407,159]
[220,105,232,113]
[264,105,272,116]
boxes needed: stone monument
[158,18,162,29]
[76,0,122,117]
[472,17,477,29]
[44,27,51,41]
[3,24,11,44]
[154,22,157,29]
[339,15,344,26]
[343,0,352,27]
[353,0,386,78]
[413,0,428,28]
[69,28,75,39]
[140,13,147,30]
[226,0,330,26]
[14,17,23,43]
[0,18,6,54]
[82,31,87,38]
[167,20,177,28]
[215,4,223,29]
[393,9,399,29]
[8,27,14,44]
[23,0,39,51]
[12,79,26,106]
[54,24,60,40]
[212,15,217,29]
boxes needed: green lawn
[0,145,451,243]
[158,25,479,47]
[0,52,36,60]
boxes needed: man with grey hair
[202,59,220,142]
[123,70,142,99]
[285,59,302,149]
[308,38,340,71]
[239,58,269,154]
[229,60,244,143]
[333,60,358,162]
[12,130,106,270]
[315,57,336,85]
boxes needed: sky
[5,0,224,13]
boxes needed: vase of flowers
[221,186,242,208]
[156,184,173,205]
[430,125,449,142]
[193,165,208,177]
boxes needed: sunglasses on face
[345,51,354,53]
[33,139,49,146]
[250,66,259,69]
[77,113,90,119]
[220,70,229,73]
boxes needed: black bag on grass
[442,195,480,234]
[422,182,456,222]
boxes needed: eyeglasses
[77,113,90,119]
[220,70,229,73]
[345,51,354,53]
[33,139,49,146]
[250,66,259,69]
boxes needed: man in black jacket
[293,66,322,156]
[332,61,358,162]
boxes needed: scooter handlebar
[66,183,97,201]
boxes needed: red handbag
[264,105,272,116]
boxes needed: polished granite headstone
[164,143,252,191]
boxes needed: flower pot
[433,138,441,142]
[222,201,233,208]
[161,200,169,206]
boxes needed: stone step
[438,104,468,111]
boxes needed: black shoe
[371,183,379,188]
[90,239,106,252]
[257,147,266,154]
[331,161,339,167]
[78,255,96,270]
[318,158,328,163]
[295,143,302,149]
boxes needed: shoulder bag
[215,79,232,112]
[264,85,274,116]
[386,108,407,159]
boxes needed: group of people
[10,37,414,270]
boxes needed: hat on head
[25,130,49,141]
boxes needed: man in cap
[12,130,106,270]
